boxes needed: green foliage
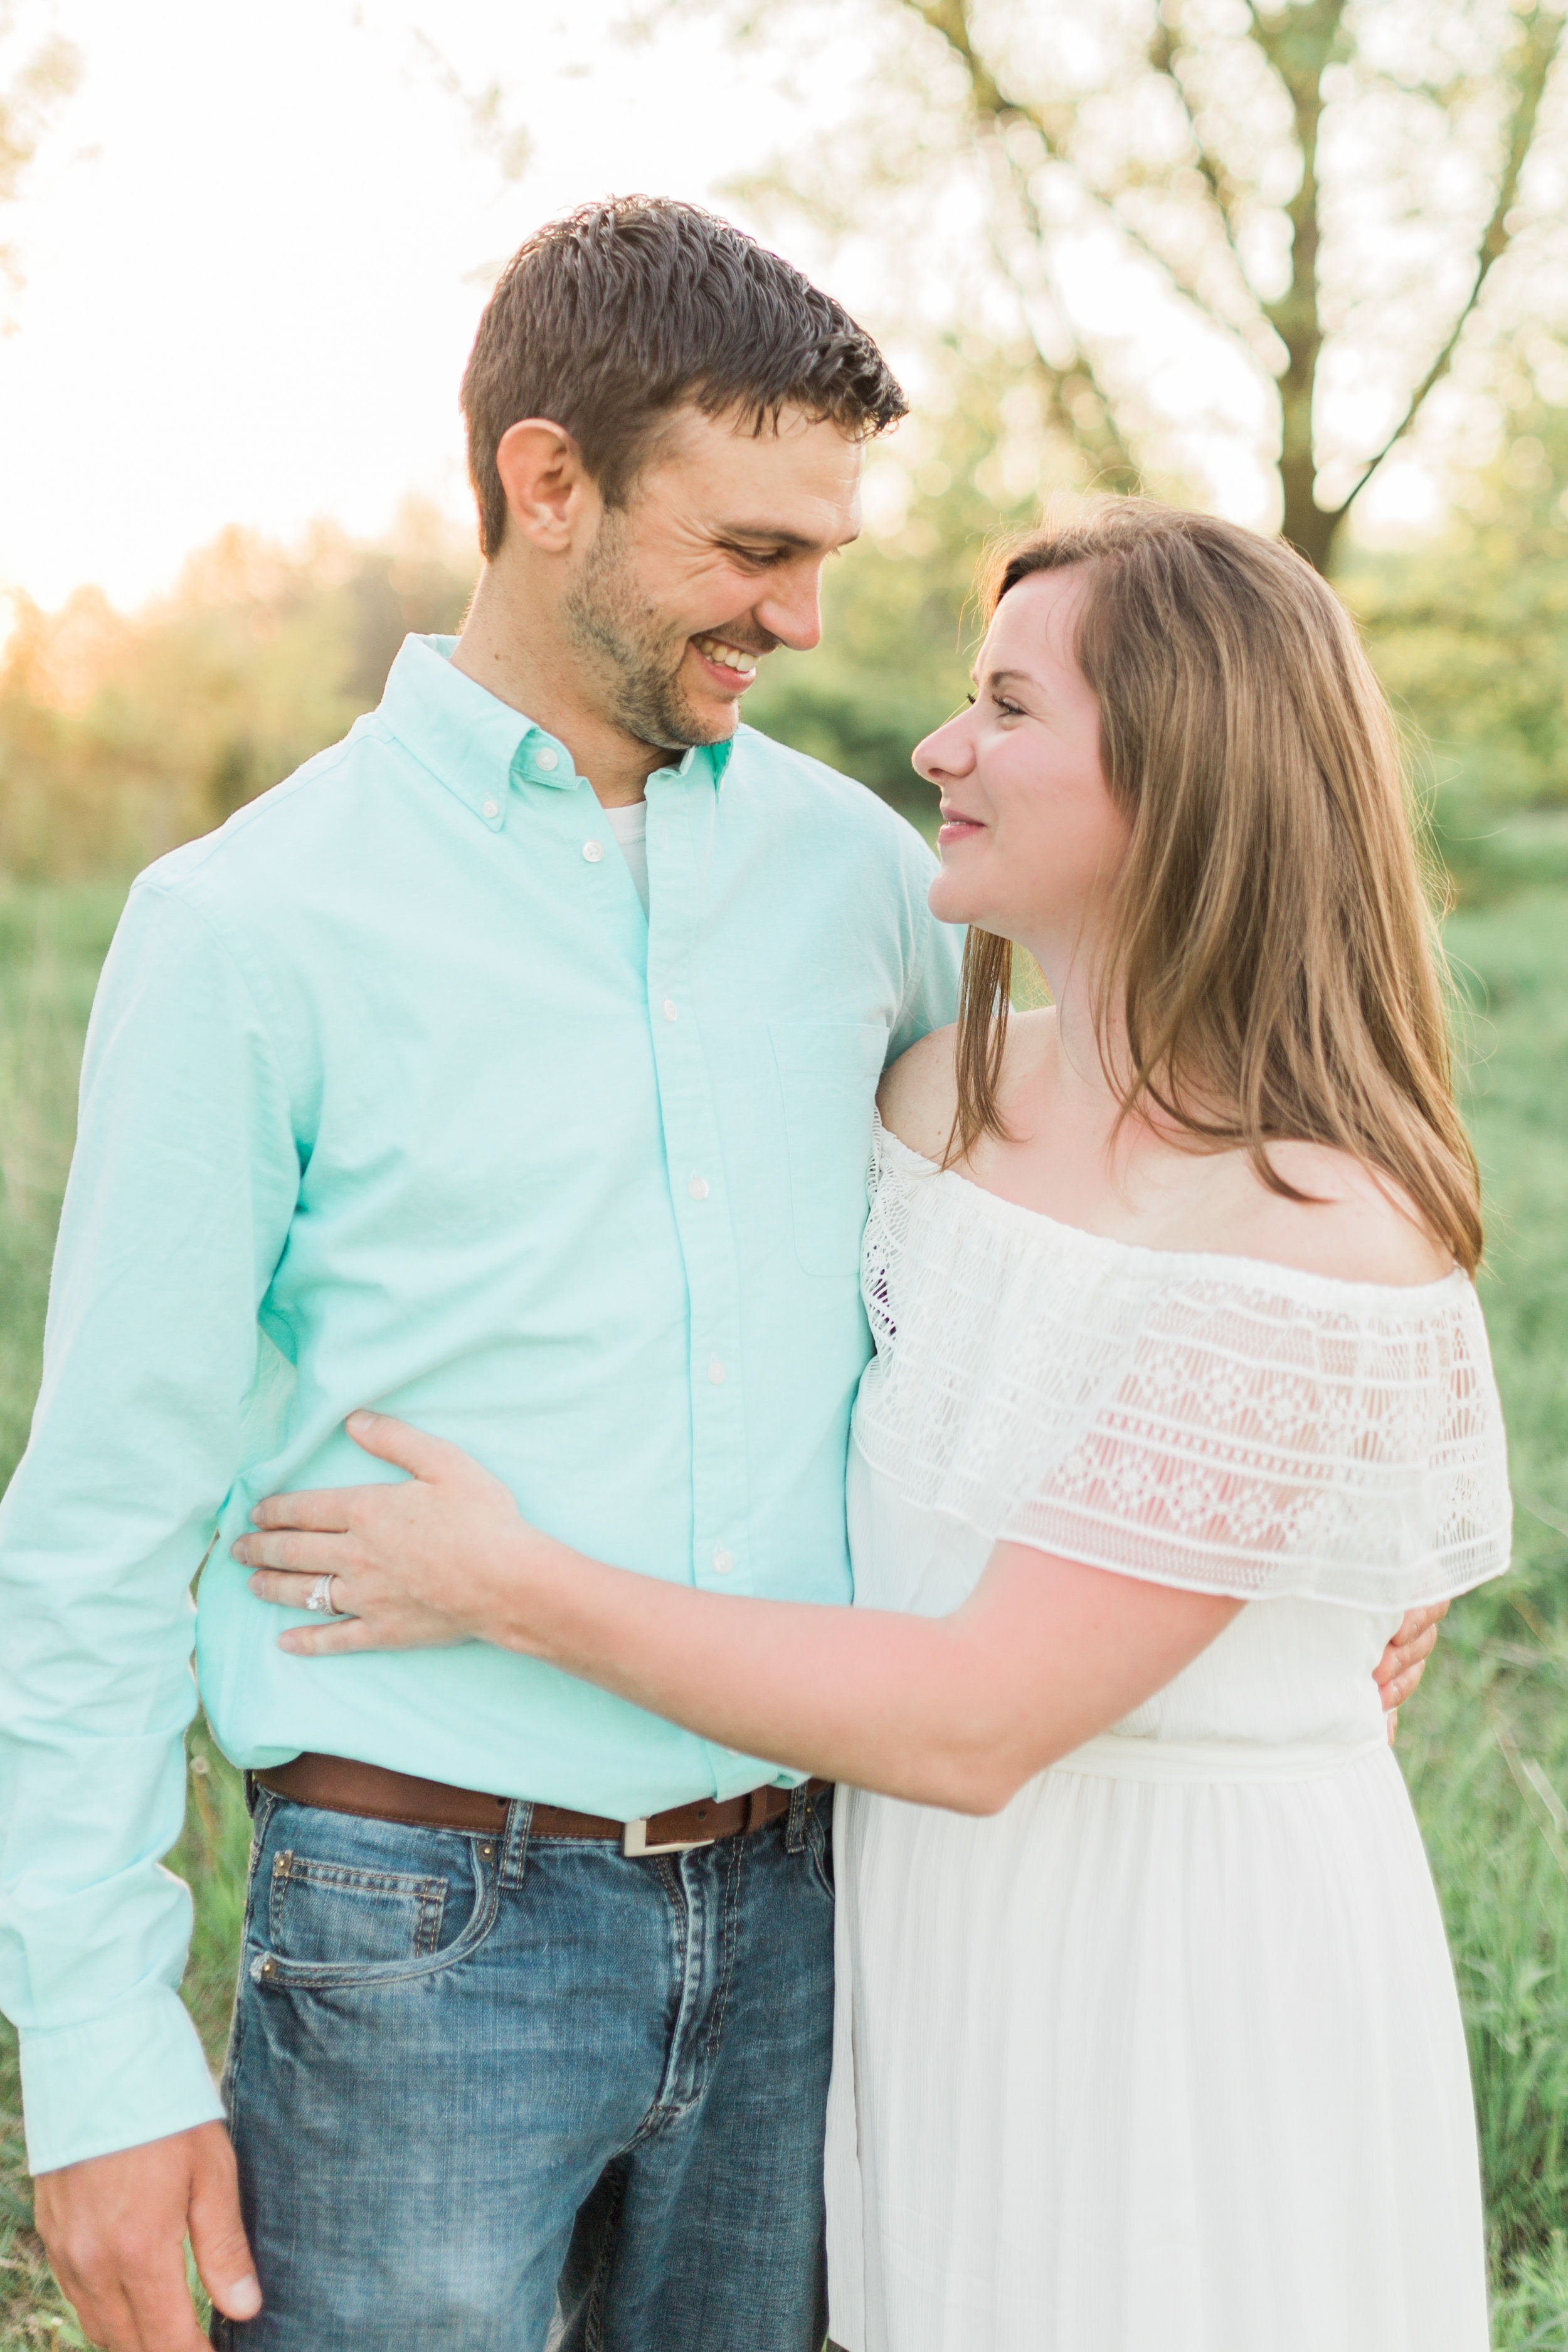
[1340,400,1568,901]
[0,882,124,1478]
[0,506,475,880]
[1399,889,1568,2336]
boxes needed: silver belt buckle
[622,1816,714,1858]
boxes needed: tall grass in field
[2,872,1568,2346]
[1400,888,1568,2345]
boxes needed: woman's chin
[928,874,1003,931]
[928,874,978,927]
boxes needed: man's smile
[691,632,761,684]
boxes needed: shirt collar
[377,634,734,833]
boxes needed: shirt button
[688,1175,709,1200]
[583,840,605,863]
[534,747,559,771]
[662,999,678,1022]
[481,797,500,820]
[707,1359,726,1385]
[712,1546,733,1576]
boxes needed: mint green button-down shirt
[0,636,960,2172]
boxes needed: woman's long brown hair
[949,499,1483,1274]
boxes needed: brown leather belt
[254,1752,832,1858]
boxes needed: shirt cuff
[19,1988,224,2174]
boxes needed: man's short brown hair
[460,196,907,559]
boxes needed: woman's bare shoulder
[877,1024,958,1162]
[1215,1142,1454,1287]
[878,1010,1056,1167]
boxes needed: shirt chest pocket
[768,1020,889,1278]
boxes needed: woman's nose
[912,713,974,785]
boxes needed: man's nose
[754,565,825,654]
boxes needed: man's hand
[1375,1599,1451,1743]
[34,2121,260,2352]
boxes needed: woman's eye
[993,696,1024,719]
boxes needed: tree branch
[1242,0,1351,563]
[1145,5,1250,278]
[982,191,1142,489]
[899,0,1141,481]
[901,0,1260,376]
[1324,0,1568,523]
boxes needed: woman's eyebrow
[970,666,1039,691]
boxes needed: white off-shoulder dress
[824,1124,1512,2352]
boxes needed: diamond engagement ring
[304,1574,339,1616]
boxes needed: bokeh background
[3,1,1568,2342]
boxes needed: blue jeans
[213,1779,835,2352]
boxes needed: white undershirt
[605,800,649,914]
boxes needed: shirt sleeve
[888,832,961,1060]
[0,878,300,2172]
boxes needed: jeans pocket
[768,1020,889,1278]
[247,1803,497,1992]
[268,1850,448,1963]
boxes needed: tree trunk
[1279,476,1340,574]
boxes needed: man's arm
[0,879,299,2329]
[887,827,962,1061]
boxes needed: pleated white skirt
[824,1739,1490,2352]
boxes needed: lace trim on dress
[854,1122,1512,1608]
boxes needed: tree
[0,507,477,877]
[755,329,1568,882]
[0,3,80,306]
[671,0,1568,569]
[1342,364,1568,893]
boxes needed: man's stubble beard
[562,510,728,754]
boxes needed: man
[1,196,1436,2352]
[0,197,951,2352]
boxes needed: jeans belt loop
[499,1798,533,1890]
[785,1783,810,1854]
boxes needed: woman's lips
[938,816,984,847]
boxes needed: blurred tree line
[0,504,475,876]
[1,347,1565,893]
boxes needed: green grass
[2,872,1568,2346]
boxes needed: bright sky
[0,0,822,613]
[0,0,1439,622]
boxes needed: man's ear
[494,418,597,554]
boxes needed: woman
[239,501,1511,2350]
